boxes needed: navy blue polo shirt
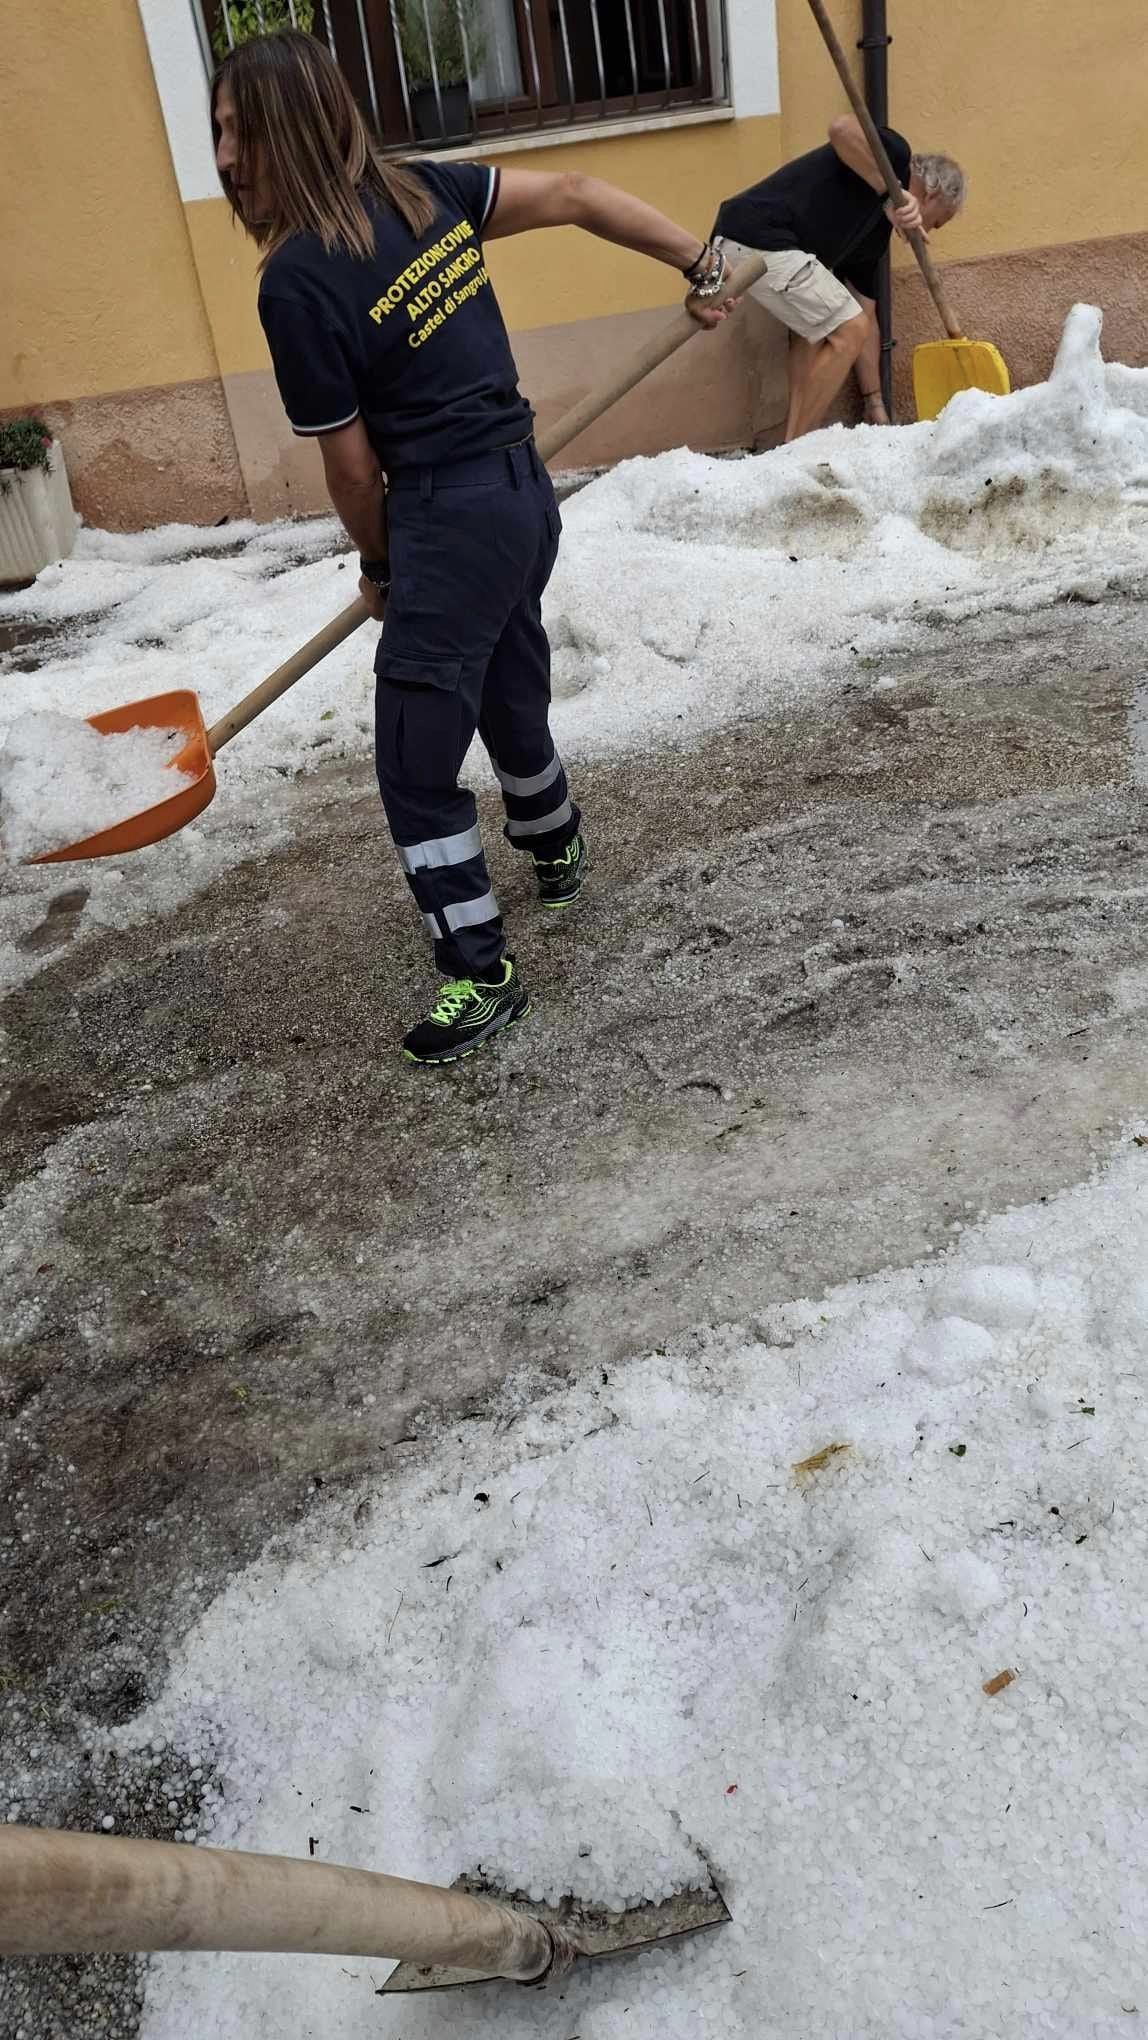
[258,161,533,470]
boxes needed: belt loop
[507,445,521,489]
[419,466,434,501]
[528,440,540,481]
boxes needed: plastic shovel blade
[29,689,216,865]
[913,337,1011,422]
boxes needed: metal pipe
[489,8,512,128]
[587,0,607,117]
[418,0,445,134]
[520,0,546,127]
[314,0,337,57]
[190,0,214,71]
[452,0,474,106]
[554,0,577,120]
[653,0,673,106]
[685,0,704,91]
[859,0,894,417]
[621,0,640,111]
[348,0,381,128]
[387,0,415,141]
[713,0,731,102]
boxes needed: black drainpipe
[859,0,895,417]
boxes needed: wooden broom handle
[205,252,766,756]
[0,1825,575,1979]
[804,0,964,341]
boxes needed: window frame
[198,0,729,154]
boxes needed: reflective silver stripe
[492,753,562,799]
[291,407,360,436]
[421,911,439,934]
[398,824,482,875]
[506,799,573,840]
[442,889,499,932]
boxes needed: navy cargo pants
[375,439,580,981]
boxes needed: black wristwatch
[359,556,391,592]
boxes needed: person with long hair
[211,30,731,1065]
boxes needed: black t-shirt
[713,129,912,299]
[258,161,533,469]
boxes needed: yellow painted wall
[7,0,1147,421]
[0,0,219,409]
[776,0,1148,265]
[485,116,781,331]
[185,115,781,378]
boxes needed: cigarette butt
[982,1668,1017,1696]
[792,1441,851,1478]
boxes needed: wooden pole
[0,1825,575,1981]
[805,0,965,341]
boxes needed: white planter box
[0,440,78,587]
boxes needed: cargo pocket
[375,652,464,790]
[778,254,819,296]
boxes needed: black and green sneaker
[533,832,590,909]
[402,957,530,1065]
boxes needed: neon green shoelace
[541,840,577,872]
[429,979,476,1025]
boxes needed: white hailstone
[904,1315,995,1385]
[931,1263,1039,1331]
[1027,1383,1060,1420]
[924,1551,1006,1624]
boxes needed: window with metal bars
[200,0,728,150]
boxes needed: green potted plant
[396,0,488,142]
[0,418,77,588]
[211,0,315,60]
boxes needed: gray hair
[911,152,967,214]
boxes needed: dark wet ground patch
[0,613,110,674]
[2,583,1147,2034]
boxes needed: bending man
[710,117,966,439]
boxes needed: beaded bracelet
[683,242,728,299]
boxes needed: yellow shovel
[806,0,1009,420]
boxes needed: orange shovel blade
[30,689,216,865]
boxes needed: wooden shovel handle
[804,0,964,341]
[534,252,766,464]
[0,1824,571,1979]
[206,253,765,756]
[206,597,369,754]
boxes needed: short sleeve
[258,290,360,436]
[880,128,913,187]
[418,160,500,236]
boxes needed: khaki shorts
[715,235,863,344]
